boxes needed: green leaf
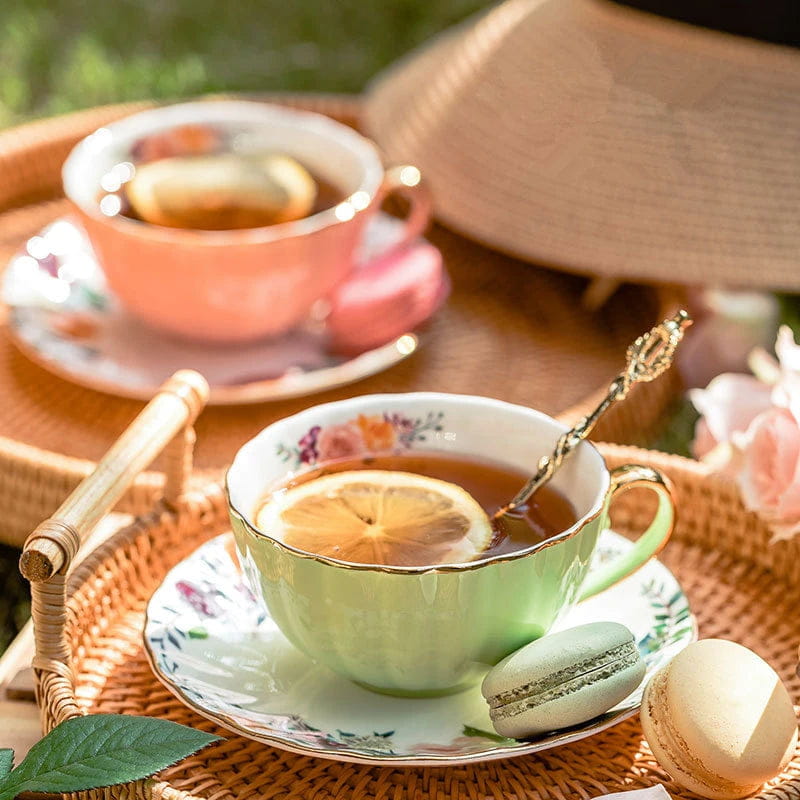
[0,715,219,800]
[0,751,12,778]
[462,725,510,743]
[187,627,209,640]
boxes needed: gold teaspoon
[494,309,693,522]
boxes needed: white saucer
[2,215,440,405]
[144,531,696,766]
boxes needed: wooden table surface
[1,513,132,757]
[0,621,39,758]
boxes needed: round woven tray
[35,442,798,800]
[0,94,682,548]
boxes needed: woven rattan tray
[0,94,683,548]
[20,371,800,800]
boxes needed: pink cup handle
[325,167,440,352]
[376,165,432,256]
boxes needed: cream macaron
[641,639,798,800]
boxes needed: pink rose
[771,326,800,421]
[737,407,800,540]
[688,374,772,460]
[316,422,365,461]
[690,326,800,541]
[775,325,800,372]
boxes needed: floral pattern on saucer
[276,411,445,467]
[144,531,696,766]
[1,214,435,405]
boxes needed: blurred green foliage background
[0,0,490,125]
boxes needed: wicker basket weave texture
[0,94,683,549]
[20,373,800,800]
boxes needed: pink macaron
[326,241,448,353]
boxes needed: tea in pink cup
[62,101,430,343]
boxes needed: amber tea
[255,451,578,566]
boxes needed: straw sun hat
[364,0,800,290]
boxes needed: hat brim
[365,0,800,290]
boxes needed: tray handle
[18,370,208,739]
[20,370,208,582]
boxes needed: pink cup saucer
[1,214,447,405]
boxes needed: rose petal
[776,325,800,371]
[738,408,800,514]
[692,418,717,459]
[767,517,800,543]
[697,440,744,477]
[689,374,772,447]
[748,346,781,385]
[775,440,800,522]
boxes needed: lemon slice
[255,470,494,567]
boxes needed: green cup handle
[578,464,675,602]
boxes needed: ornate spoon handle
[494,310,692,520]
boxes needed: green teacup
[227,393,674,697]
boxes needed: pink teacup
[62,101,431,343]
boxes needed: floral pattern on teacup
[276,411,445,468]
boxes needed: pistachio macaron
[641,639,798,800]
[481,621,646,738]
